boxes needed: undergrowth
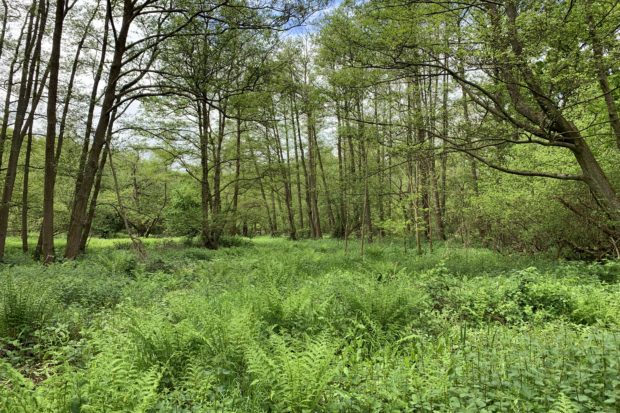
[1,237,619,412]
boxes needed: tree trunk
[232,112,242,234]
[21,128,33,253]
[41,0,66,264]
[0,0,46,260]
[586,4,620,150]
[335,101,347,238]
[65,0,133,259]
[293,95,314,236]
[55,1,98,169]
[571,139,620,226]
[0,15,28,170]
[199,101,217,249]
[251,146,275,235]
[307,115,322,238]
[313,124,335,231]
[71,9,109,220]
[290,97,305,231]
[108,148,146,259]
[0,0,8,61]
[273,105,297,239]
[78,108,118,252]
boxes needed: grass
[1,236,619,412]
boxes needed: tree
[41,0,67,263]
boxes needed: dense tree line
[0,0,618,261]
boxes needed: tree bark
[65,0,133,259]
[289,97,305,231]
[232,112,242,234]
[41,0,67,264]
[293,94,314,236]
[0,18,27,171]
[71,8,109,219]
[585,4,620,150]
[0,0,8,61]
[272,105,297,239]
[21,127,33,253]
[199,100,217,249]
[0,0,47,260]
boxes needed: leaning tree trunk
[79,107,117,252]
[65,0,133,259]
[570,138,620,227]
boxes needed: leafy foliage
[1,237,619,411]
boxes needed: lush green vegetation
[1,237,619,412]
[1,0,620,411]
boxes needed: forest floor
[1,237,620,412]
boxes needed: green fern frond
[550,393,579,413]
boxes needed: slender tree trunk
[356,97,372,242]
[313,125,335,231]
[55,1,98,169]
[199,101,217,249]
[585,5,620,150]
[373,88,386,237]
[72,9,109,217]
[251,146,275,234]
[0,0,46,260]
[293,95,314,236]
[406,79,422,254]
[440,56,449,218]
[232,112,242,234]
[273,105,297,239]
[306,110,322,238]
[344,101,359,232]
[283,110,297,239]
[21,127,33,253]
[41,0,67,264]
[456,18,479,196]
[0,15,28,170]
[361,133,372,243]
[428,73,446,241]
[290,98,304,231]
[79,145,109,252]
[65,0,133,259]
[0,0,8,61]
[263,135,279,235]
[108,148,146,258]
[335,101,347,238]
[206,104,225,245]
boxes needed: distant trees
[314,0,620,255]
[0,0,618,260]
[0,0,326,260]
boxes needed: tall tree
[41,0,67,263]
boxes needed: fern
[0,275,55,341]
[550,393,579,413]
[0,359,41,412]
[246,334,337,412]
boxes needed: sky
[286,0,344,37]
